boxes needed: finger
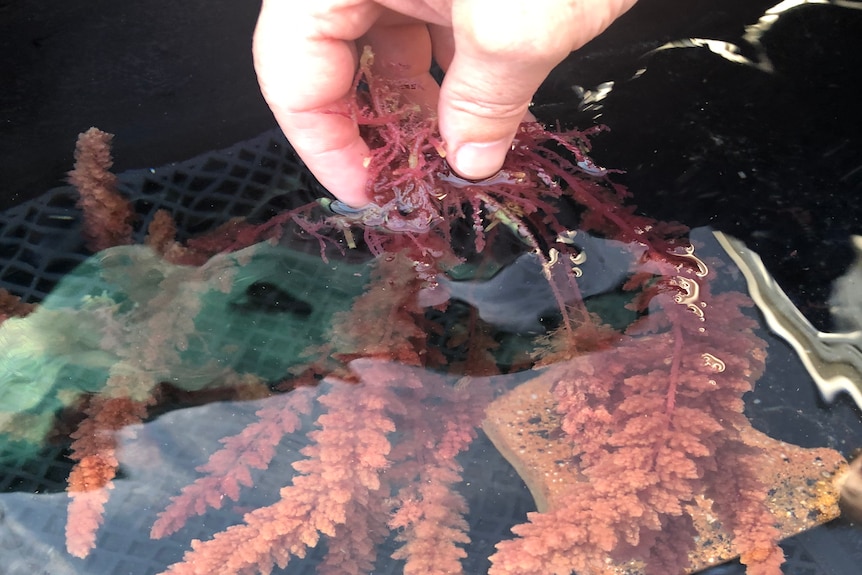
[429,24,539,125]
[361,21,439,114]
[253,0,382,206]
[441,0,636,179]
[429,24,456,72]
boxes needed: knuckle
[459,3,575,62]
[445,90,529,122]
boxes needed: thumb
[440,0,632,180]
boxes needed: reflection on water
[743,0,862,48]
[572,0,862,116]
[648,0,862,73]
[830,236,862,334]
[717,232,862,410]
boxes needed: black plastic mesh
[0,130,321,303]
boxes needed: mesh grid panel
[0,130,321,302]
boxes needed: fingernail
[452,139,511,180]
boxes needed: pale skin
[253,0,638,207]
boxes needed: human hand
[253,0,637,207]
